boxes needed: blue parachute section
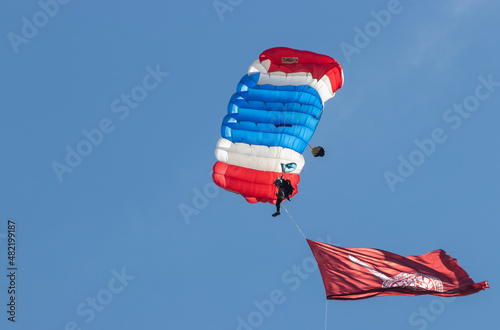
[221,73,324,154]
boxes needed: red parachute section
[213,161,299,204]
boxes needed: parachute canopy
[212,47,343,204]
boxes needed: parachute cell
[213,47,343,204]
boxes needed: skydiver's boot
[272,212,280,217]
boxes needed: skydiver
[272,176,294,217]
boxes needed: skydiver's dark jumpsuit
[272,178,294,217]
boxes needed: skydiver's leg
[272,197,283,217]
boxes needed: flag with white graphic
[307,239,489,300]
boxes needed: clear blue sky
[1,0,498,329]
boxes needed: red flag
[307,239,489,300]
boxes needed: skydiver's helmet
[274,178,283,187]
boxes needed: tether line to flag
[282,205,306,239]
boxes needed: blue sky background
[1,0,498,329]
